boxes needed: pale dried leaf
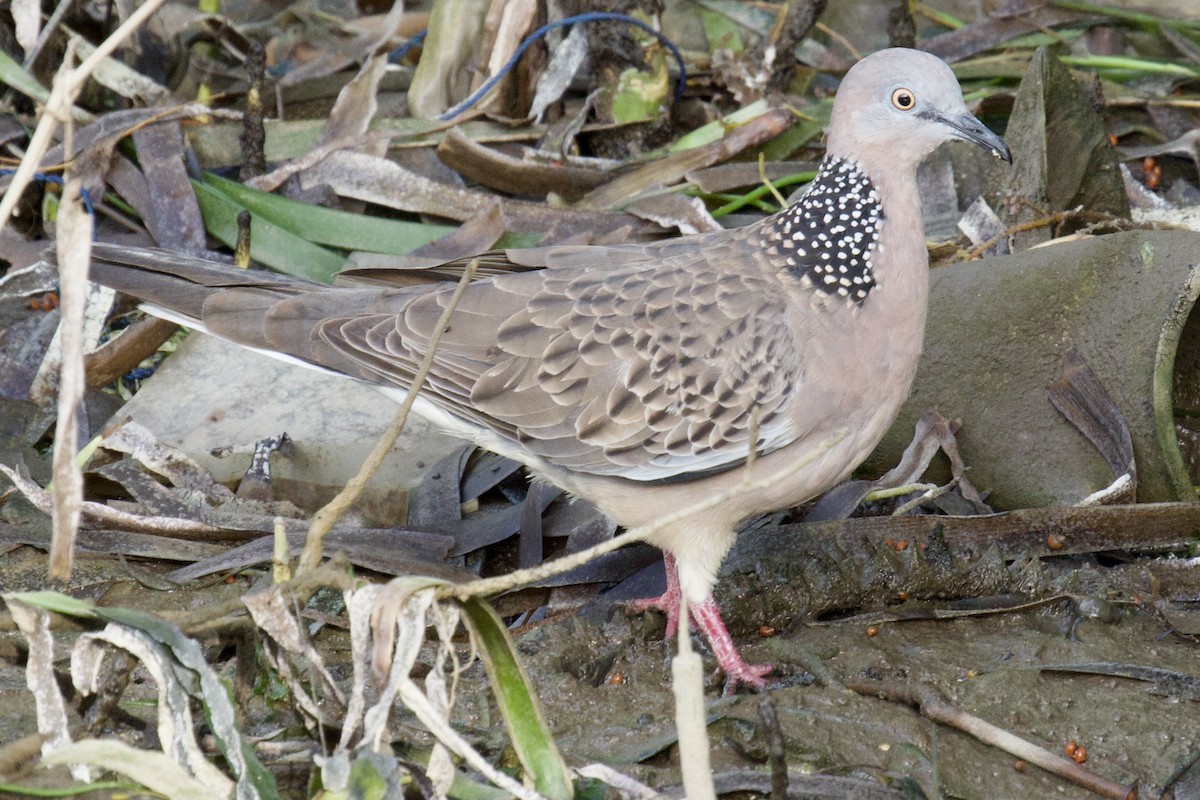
[625,193,722,235]
[408,0,490,117]
[318,52,390,157]
[477,0,538,114]
[530,25,588,123]
[5,600,77,773]
[337,582,382,751]
[362,582,435,750]
[73,39,173,104]
[276,0,407,88]
[12,0,39,56]
[72,625,234,793]
[101,421,234,501]
[42,739,225,800]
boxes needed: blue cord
[439,11,687,121]
[0,169,95,218]
[388,29,428,64]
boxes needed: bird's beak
[925,110,1012,163]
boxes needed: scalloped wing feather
[314,235,806,481]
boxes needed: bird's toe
[720,660,775,694]
[626,592,682,639]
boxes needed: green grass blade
[0,781,141,797]
[710,170,817,217]
[1050,0,1200,31]
[2,591,98,618]
[1059,54,1200,78]
[192,180,347,283]
[460,597,573,800]
[201,173,456,255]
[0,49,50,104]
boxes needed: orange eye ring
[891,88,916,110]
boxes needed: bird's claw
[718,659,774,694]
[627,591,682,639]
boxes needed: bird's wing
[311,232,805,482]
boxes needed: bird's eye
[891,88,916,110]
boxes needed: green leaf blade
[192,180,346,283]
[202,173,456,256]
[460,597,573,800]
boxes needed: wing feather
[316,234,807,481]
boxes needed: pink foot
[627,553,682,638]
[629,555,773,692]
[691,597,774,693]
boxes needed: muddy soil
[2,537,1197,799]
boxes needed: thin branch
[961,208,1120,261]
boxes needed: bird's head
[826,48,1011,174]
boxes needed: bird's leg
[628,553,683,638]
[690,597,773,692]
[630,555,772,691]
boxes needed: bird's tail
[81,243,310,328]
[69,243,391,380]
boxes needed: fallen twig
[962,209,1120,260]
[846,679,1137,800]
[84,316,179,388]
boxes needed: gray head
[826,48,1010,174]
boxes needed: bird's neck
[855,153,931,400]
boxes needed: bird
[79,48,1009,691]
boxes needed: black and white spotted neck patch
[764,157,882,304]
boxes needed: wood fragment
[436,127,611,199]
[732,502,1200,571]
[85,316,178,388]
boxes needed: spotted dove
[79,48,1009,690]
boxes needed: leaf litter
[1,1,1200,798]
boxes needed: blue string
[0,169,95,219]
[388,29,428,64]
[124,366,156,380]
[439,11,687,121]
